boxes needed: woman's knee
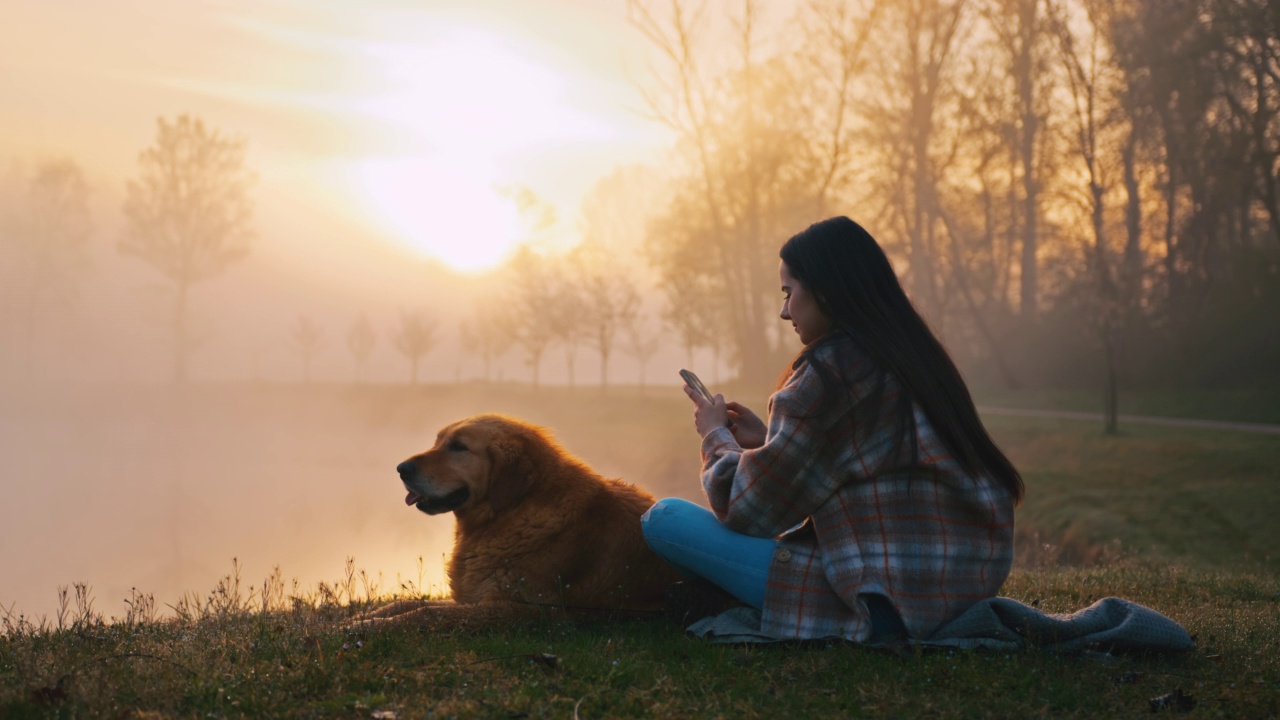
[641,497,706,540]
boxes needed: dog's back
[443,415,681,611]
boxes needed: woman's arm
[725,401,766,449]
[699,364,847,537]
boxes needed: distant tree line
[5,0,1278,411]
[0,122,671,388]
[628,0,1280,427]
[0,159,92,380]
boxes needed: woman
[642,216,1022,643]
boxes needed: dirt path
[977,405,1280,436]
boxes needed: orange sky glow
[1,0,675,271]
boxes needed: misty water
[0,380,706,622]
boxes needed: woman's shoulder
[772,333,879,414]
[809,332,878,379]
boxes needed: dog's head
[395,414,552,517]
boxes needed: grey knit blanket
[687,597,1194,652]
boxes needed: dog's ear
[487,436,538,513]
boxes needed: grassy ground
[988,414,1280,570]
[2,383,1278,717]
[0,562,1276,718]
[970,384,1280,425]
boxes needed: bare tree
[546,273,588,387]
[0,159,92,379]
[862,0,973,325]
[933,38,1030,387]
[501,245,559,388]
[347,312,376,382]
[121,115,255,383]
[576,164,669,258]
[1052,0,1129,433]
[392,309,438,384]
[983,0,1055,330]
[492,186,566,388]
[290,315,326,383]
[629,0,825,384]
[459,299,514,382]
[623,312,662,394]
[570,243,641,392]
[795,0,884,216]
[660,267,722,370]
[574,165,669,387]
[1212,0,1280,245]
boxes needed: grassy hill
[1,560,1276,718]
[1,382,1277,717]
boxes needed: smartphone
[679,369,715,404]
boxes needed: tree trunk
[1103,329,1119,435]
[1122,128,1143,305]
[741,31,771,386]
[1160,112,1183,322]
[173,281,190,384]
[1016,0,1040,330]
[1090,166,1117,434]
[935,205,1022,388]
[599,346,609,394]
[908,43,937,320]
[22,285,37,381]
[1019,141,1038,328]
[1236,48,1280,246]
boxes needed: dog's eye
[447,439,468,453]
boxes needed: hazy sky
[0,0,803,386]
[1,0,677,271]
[2,0,737,618]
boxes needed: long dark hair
[779,216,1024,503]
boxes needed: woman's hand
[725,401,766,449]
[683,384,730,438]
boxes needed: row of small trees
[458,243,665,390]
[0,118,688,388]
[285,288,669,389]
[289,310,436,384]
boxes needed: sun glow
[355,156,523,272]
[351,26,615,271]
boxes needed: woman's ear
[486,437,536,513]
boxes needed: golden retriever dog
[389,413,680,615]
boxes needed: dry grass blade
[572,690,601,720]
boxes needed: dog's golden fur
[394,413,680,613]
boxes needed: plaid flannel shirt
[700,336,1015,642]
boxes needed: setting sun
[355,156,523,272]
[350,27,616,270]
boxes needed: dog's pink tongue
[405,491,422,506]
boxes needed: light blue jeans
[640,497,777,608]
[641,497,909,641]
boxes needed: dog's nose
[396,460,416,479]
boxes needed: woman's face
[780,261,830,345]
